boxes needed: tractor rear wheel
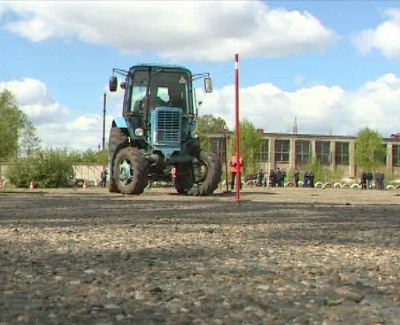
[113,147,148,195]
[188,151,222,196]
[108,127,128,192]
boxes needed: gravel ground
[0,186,399,325]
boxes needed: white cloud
[201,73,400,138]
[1,1,337,62]
[34,114,114,152]
[50,114,113,151]
[0,78,111,151]
[0,78,69,124]
[4,73,400,151]
[0,2,7,18]
[352,8,400,60]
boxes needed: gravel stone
[0,187,399,324]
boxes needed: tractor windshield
[129,68,192,116]
[148,70,191,113]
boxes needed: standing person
[100,167,108,188]
[374,170,379,189]
[256,169,264,187]
[309,172,314,188]
[294,169,300,187]
[378,171,384,190]
[367,171,373,189]
[276,168,282,187]
[271,169,277,187]
[282,169,286,187]
[303,171,310,187]
[269,169,275,187]
[230,155,244,190]
[361,171,367,189]
[171,166,177,187]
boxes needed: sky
[1,0,400,151]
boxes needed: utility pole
[223,123,229,193]
[234,53,240,200]
[293,116,298,134]
[102,93,106,151]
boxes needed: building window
[335,142,349,165]
[255,140,269,162]
[393,145,400,166]
[209,137,226,162]
[295,140,311,164]
[316,141,331,165]
[275,139,290,162]
[210,137,227,162]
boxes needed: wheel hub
[119,159,133,183]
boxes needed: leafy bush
[6,148,74,188]
[68,148,108,164]
[304,158,344,183]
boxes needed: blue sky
[1,0,400,151]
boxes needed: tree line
[0,90,107,188]
[0,89,386,188]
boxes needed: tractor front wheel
[188,151,222,196]
[108,127,128,193]
[113,147,148,195]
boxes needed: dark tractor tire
[113,147,148,195]
[174,163,195,194]
[108,127,128,193]
[187,151,222,196]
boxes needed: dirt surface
[0,186,400,325]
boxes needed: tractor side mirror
[109,76,118,92]
[204,77,212,93]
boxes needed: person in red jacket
[171,166,177,187]
[230,155,244,190]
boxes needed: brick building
[207,131,400,179]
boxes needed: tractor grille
[156,109,181,143]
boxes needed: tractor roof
[130,63,191,74]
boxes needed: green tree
[355,127,385,171]
[0,89,40,160]
[230,117,263,176]
[68,148,108,165]
[6,147,74,188]
[96,149,108,165]
[19,117,41,157]
[78,148,106,163]
[197,114,226,151]
[67,150,85,163]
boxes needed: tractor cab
[109,64,212,118]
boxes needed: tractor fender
[113,117,128,128]
[112,138,131,163]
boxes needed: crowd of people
[247,167,387,190]
[360,170,385,190]
[254,168,314,188]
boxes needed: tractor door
[123,70,149,133]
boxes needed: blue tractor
[108,64,222,195]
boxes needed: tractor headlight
[135,128,144,137]
[189,130,198,139]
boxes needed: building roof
[206,131,400,143]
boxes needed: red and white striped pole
[234,53,240,200]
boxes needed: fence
[0,163,105,185]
